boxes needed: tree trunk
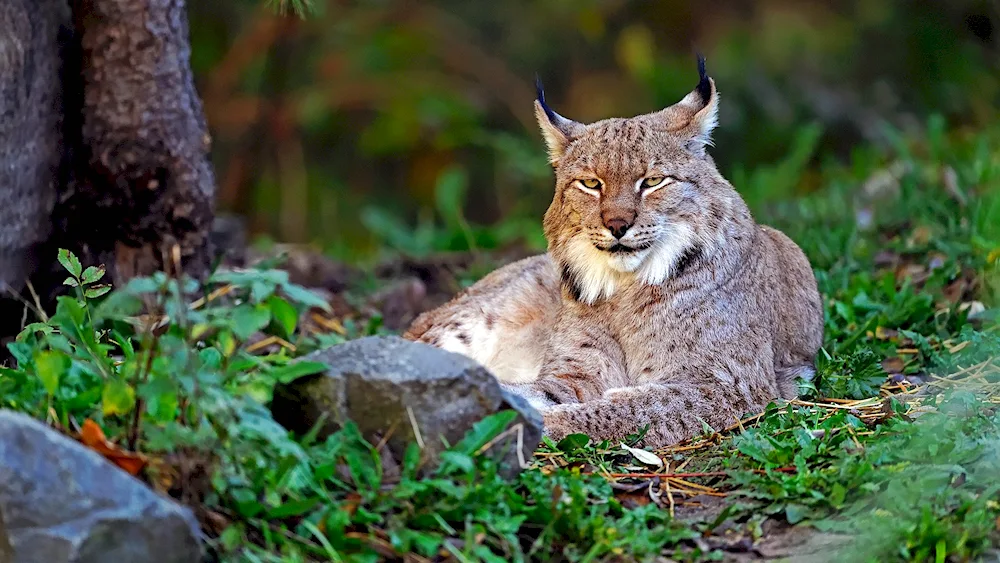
[0,0,215,339]
[0,0,68,295]
[67,0,215,282]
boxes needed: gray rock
[271,335,542,478]
[0,411,202,563]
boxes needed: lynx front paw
[541,407,576,442]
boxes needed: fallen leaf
[943,278,970,303]
[203,510,231,534]
[875,326,898,341]
[881,357,906,373]
[616,490,654,508]
[947,340,971,354]
[78,419,148,476]
[343,492,362,517]
[908,226,933,246]
[621,443,663,467]
[79,418,108,448]
[959,301,986,317]
[895,263,927,283]
[941,166,967,207]
[873,250,900,268]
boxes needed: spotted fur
[404,58,824,448]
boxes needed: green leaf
[63,277,79,287]
[63,385,103,412]
[265,497,320,519]
[34,350,68,395]
[268,360,327,384]
[46,334,74,355]
[8,342,33,366]
[267,296,298,338]
[409,531,444,558]
[281,283,331,312]
[112,331,135,359]
[102,379,136,416]
[231,488,263,517]
[51,296,88,333]
[17,323,53,340]
[231,304,271,340]
[434,166,468,228]
[123,277,161,294]
[57,249,82,278]
[84,285,111,298]
[81,265,105,285]
[218,330,236,357]
[785,503,808,524]
[452,410,518,456]
[557,433,591,453]
[439,450,475,474]
[402,442,422,477]
[139,377,179,422]
[0,367,25,379]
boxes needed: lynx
[404,58,824,448]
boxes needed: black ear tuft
[695,53,711,104]
[535,74,559,123]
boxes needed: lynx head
[535,56,742,304]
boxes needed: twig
[734,414,746,433]
[663,464,675,517]
[24,279,49,322]
[189,284,236,310]
[311,314,347,335]
[600,467,796,479]
[246,335,296,354]
[475,423,529,469]
[406,406,425,449]
[373,419,400,453]
[667,477,717,493]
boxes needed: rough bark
[0,0,68,293]
[64,0,215,282]
[0,0,216,341]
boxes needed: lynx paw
[541,407,576,442]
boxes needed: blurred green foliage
[188,0,999,261]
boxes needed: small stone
[270,336,542,478]
[0,411,202,563]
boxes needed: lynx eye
[579,179,602,190]
[642,176,667,188]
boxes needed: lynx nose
[604,218,632,239]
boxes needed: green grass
[0,116,998,562]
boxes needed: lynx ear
[655,54,720,156]
[534,77,584,166]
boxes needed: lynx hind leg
[761,227,824,370]
[775,364,815,400]
[403,254,561,384]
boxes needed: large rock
[0,411,202,563]
[270,336,542,477]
